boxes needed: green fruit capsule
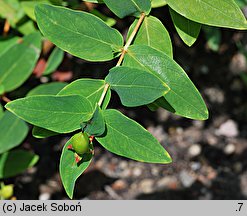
[0,184,14,199]
[71,132,90,155]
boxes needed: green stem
[98,12,146,107]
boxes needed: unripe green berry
[0,184,14,199]
[71,132,90,155]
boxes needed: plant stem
[98,12,146,107]
[1,95,11,103]
[3,20,10,37]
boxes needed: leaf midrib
[8,106,91,116]
[130,0,143,13]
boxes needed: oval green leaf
[0,32,41,92]
[60,134,93,199]
[128,16,173,57]
[96,109,172,163]
[0,111,29,154]
[5,95,94,133]
[170,8,201,47]
[166,0,247,29]
[123,45,209,120]
[0,149,39,179]
[35,4,124,61]
[106,66,170,107]
[103,0,151,18]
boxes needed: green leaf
[169,8,201,47]
[0,149,39,179]
[35,4,124,62]
[0,104,3,120]
[103,0,151,18]
[81,105,105,136]
[148,96,176,113]
[60,134,93,199]
[151,0,166,8]
[128,16,173,57]
[0,37,19,57]
[0,32,42,92]
[43,47,64,75]
[106,66,169,107]
[21,0,50,21]
[165,0,247,29]
[27,82,67,97]
[96,109,172,163]
[17,20,37,36]
[58,79,111,110]
[0,111,28,154]
[5,95,94,133]
[0,0,25,27]
[32,126,58,139]
[124,45,209,120]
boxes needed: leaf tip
[4,102,12,111]
[67,191,73,200]
[163,151,173,164]
[34,3,50,20]
[200,108,209,120]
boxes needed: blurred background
[1,0,247,200]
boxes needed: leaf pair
[104,45,208,120]
[166,0,247,30]
[7,79,110,138]
[123,45,209,120]
[167,0,247,46]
